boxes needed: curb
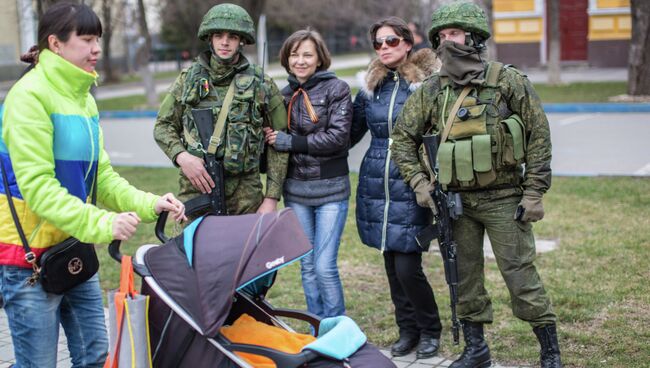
[99,103,650,120]
[542,103,650,113]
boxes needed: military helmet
[198,3,256,44]
[428,1,491,48]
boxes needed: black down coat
[281,71,352,180]
[351,49,440,253]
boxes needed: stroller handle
[155,210,170,243]
[108,240,123,262]
[111,210,170,263]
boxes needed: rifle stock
[418,134,462,345]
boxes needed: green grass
[334,66,366,78]
[96,94,167,111]
[101,70,182,85]
[96,81,629,110]
[101,169,650,367]
[533,81,627,103]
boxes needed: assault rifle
[415,134,463,345]
[186,108,226,216]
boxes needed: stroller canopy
[143,209,312,337]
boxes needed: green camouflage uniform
[391,63,556,327]
[154,51,288,215]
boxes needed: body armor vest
[181,60,267,176]
[435,62,527,191]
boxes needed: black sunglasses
[373,35,403,50]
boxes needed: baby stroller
[109,208,395,368]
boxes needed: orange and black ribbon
[287,88,319,130]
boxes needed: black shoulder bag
[1,160,100,294]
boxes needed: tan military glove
[409,172,436,209]
[515,190,545,222]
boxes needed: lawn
[96,81,629,111]
[99,168,650,367]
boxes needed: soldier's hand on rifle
[515,190,545,222]
[409,172,436,210]
[176,151,215,194]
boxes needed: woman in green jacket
[0,3,185,367]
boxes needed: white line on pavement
[634,163,650,176]
[107,151,134,158]
[557,114,599,126]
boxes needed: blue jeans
[286,200,348,318]
[0,266,108,368]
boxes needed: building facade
[494,0,631,67]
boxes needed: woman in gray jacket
[264,29,352,319]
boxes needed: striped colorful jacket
[0,49,159,268]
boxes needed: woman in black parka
[351,16,443,359]
[265,29,352,319]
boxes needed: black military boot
[449,321,491,368]
[390,334,419,357]
[533,324,563,368]
[416,335,440,359]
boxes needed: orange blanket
[220,313,317,368]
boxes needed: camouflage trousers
[452,189,556,327]
[177,170,264,221]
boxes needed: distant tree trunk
[628,0,650,95]
[101,0,117,82]
[241,0,267,25]
[36,0,66,19]
[135,0,157,107]
[547,0,561,84]
[481,0,498,61]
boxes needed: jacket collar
[287,70,336,91]
[38,49,97,100]
[361,48,440,97]
[198,50,250,85]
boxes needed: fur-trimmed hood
[359,48,440,97]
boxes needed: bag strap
[0,159,99,263]
[206,79,236,155]
[484,61,503,87]
[104,255,136,368]
[440,86,472,144]
[0,159,32,261]
[119,255,137,296]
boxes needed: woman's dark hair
[279,28,331,74]
[369,16,414,52]
[37,2,103,51]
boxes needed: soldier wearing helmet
[391,2,561,368]
[154,3,288,217]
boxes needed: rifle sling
[207,79,236,155]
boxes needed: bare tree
[480,0,497,61]
[135,0,157,107]
[101,0,118,82]
[159,0,419,57]
[240,0,266,25]
[628,0,650,96]
[36,0,77,18]
[547,0,561,84]
[160,0,267,56]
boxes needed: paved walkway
[0,308,528,367]
[0,54,630,101]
